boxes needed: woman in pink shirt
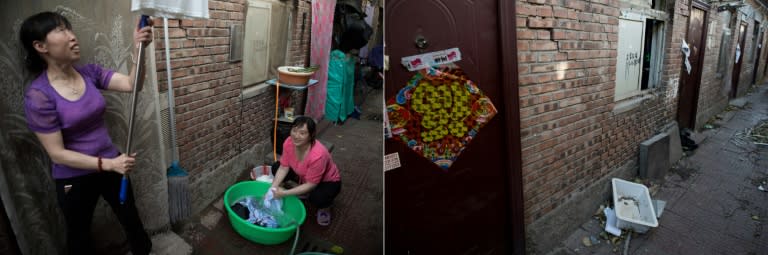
[270,116,342,226]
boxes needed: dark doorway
[677,1,709,129]
[763,31,768,78]
[732,21,748,98]
[384,0,524,254]
[751,22,762,85]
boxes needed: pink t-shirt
[280,137,341,183]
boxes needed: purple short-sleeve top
[24,64,119,179]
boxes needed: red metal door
[732,22,748,98]
[677,2,708,129]
[384,0,524,254]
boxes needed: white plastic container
[251,165,273,183]
[612,178,658,233]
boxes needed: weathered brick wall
[520,0,768,251]
[289,0,313,67]
[152,0,311,203]
[517,0,623,224]
[516,0,695,224]
[660,0,689,118]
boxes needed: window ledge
[242,83,270,99]
[612,92,656,115]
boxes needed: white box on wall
[243,1,272,86]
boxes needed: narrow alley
[557,83,768,254]
[5,0,768,254]
[174,86,383,255]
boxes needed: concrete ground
[172,85,383,254]
[556,84,768,255]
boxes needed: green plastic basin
[224,181,306,245]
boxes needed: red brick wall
[518,0,768,227]
[660,0,688,118]
[289,0,313,67]
[153,0,311,184]
[516,0,682,224]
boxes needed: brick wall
[518,0,622,224]
[289,0,313,67]
[152,0,311,198]
[516,0,689,225]
[520,2,768,251]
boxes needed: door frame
[677,0,709,129]
[498,1,525,254]
[752,22,763,85]
[732,21,748,98]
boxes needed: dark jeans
[271,162,341,209]
[55,172,152,255]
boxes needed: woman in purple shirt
[21,12,153,255]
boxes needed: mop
[120,15,151,204]
[163,17,191,224]
[129,0,209,217]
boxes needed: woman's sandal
[317,209,331,226]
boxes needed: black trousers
[55,172,152,255]
[271,162,341,209]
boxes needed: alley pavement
[556,84,768,254]
[172,86,383,255]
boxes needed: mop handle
[121,15,150,205]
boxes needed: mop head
[168,161,191,224]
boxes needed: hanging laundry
[325,50,356,123]
[681,39,691,74]
[131,0,209,19]
[306,0,339,120]
[386,65,497,169]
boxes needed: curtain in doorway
[306,0,337,120]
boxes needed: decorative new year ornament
[387,66,497,169]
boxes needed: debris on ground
[748,120,768,144]
[595,204,606,214]
[752,215,761,221]
[603,207,622,236]
[724,104,740,111]
[580,204,642,252]
[652,200,667,218]
[681,130,699,151]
